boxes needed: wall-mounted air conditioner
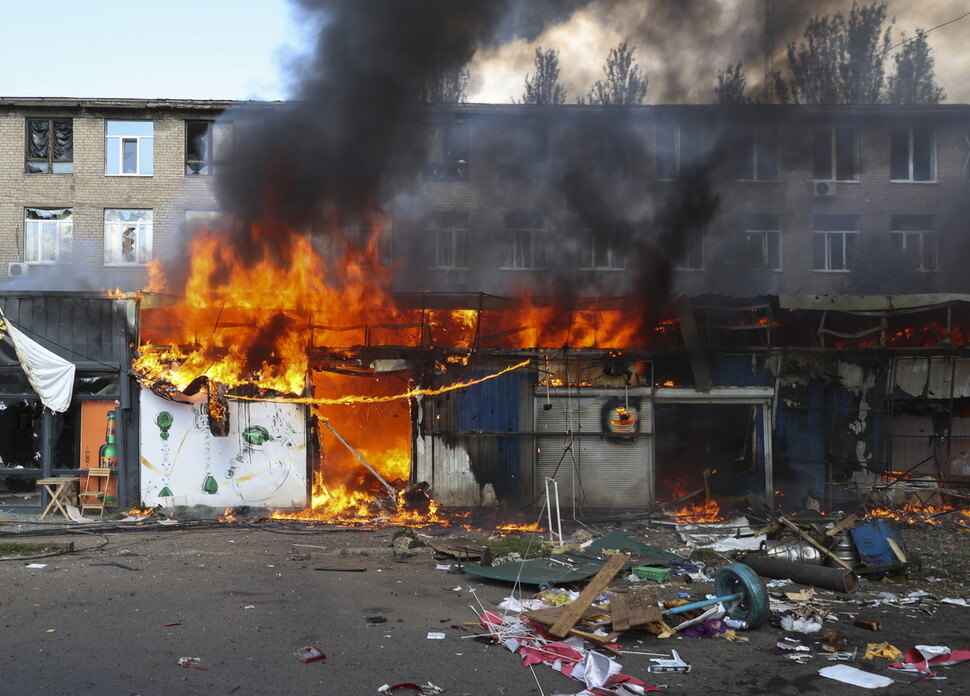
[813,180,837,198]
[444,268,468,287]
[7,262,29,278]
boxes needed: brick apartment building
[1,97,969,514]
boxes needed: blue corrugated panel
[710,354,774,388]
[773,380,827,502]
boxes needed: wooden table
[37,477,80,520]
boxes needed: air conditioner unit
[7,262,29,278]
[813,180,837,198]
[443,268,468,287]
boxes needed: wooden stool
[38,476,80,520]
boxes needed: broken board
[610,591,663,631]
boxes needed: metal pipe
[666,593,742,615]
[322,421,397,499]
[741,554,858,593]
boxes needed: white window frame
[343,214,393,266]
[426,213,468,269]
[813,215,858,272]
[24,207,73,263]
[656,126,701,181]
[579,228,627,270]
[890,128,936,183]
[813,127,858,182]
[891,215,937,271]
[501,213,546,270]
[104,209,153,265]
[734,128,780,182]
[738,215,782,271]
[106,120,154,176]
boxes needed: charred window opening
[813,213,858,271]
[501,212,546,269]
[891,214,937,272]
[106,120,153,176]
[735,214,782,270]
[24,207,73,263]
[185,119,232,176]
[577,124,628,179]
[424,212,468,269]
[732,127,779,181]
[104,209,152,265]
[424,121,469,179]
[499,122,547,180]
[656,126,701,180]
[673,229,705,270]
[890,127,935,182]
[812,127,857,181]
[25,118,73,174]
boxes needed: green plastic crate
[631,566,670,583]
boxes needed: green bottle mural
[99,411,118,469]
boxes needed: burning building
[0,3,968,519]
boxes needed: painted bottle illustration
[99,411,118,469]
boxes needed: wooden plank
[549,553,629,638]
[525,604,609,627]
[610,591,662,631]
[824,514,858,537]
[778,516,853,571]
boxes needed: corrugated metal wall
[535,388,653,511]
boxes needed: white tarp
[0,308,75,412]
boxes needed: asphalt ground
[1,515,968,696]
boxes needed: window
[674,229,705,270]
[732,128,779,181]
[735,214,782,270]
[25,118,73,174]
[425,213,468,268]
[890,128,935,182]
[423,122,468,179]
[104,209,152,265]
[185,209,228,236]
[891,214,937,271]
[813,214,858,271]
[501,213,546,269]
[106,121,153,175]
[24,208,73,263]
[656,126,701,180]
[499,123,547,180]
[813,127,857,181]
[344,214,393,266]
[580,224,627,270]
[185,120,233,175]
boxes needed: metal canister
[761,538,823,564]
[826,532,859,568]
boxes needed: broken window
[185,119,232,175]
[732,128,779,181]
[890,128,935,182]
[425,212,468,268]
[104,209,152,265]
[24,207,73,263]
[424,122,469,179]
[184,209,229,236]
[673,229,705,270]
[106,120,153,176]
[735,214,782,270]
[499,123,548,180]
[891,214,937,271]
[813,213,858,271]
[656,126,702,180]
[25,118,73,174]
[812,127,857,181]
[501,212,546,269]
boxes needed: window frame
[656,126,701,181]
[185,119,232,176]
[25,117,74,174]
[736,214,782,271]
[104,209,153,266]
[343,214,393,267]
[425,212,469,269]
[733,128,780,181]
[812,127,858,182]
[24,207,74,264]
[889,127,936,182]
[105,120,154,176]
[423,122,469,180]
[500,213,547,270]
[891,214,937,271]
[673,229,705,270]
[579,226,627,271]
[813,214,859,272]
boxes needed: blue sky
[0,0,308,101]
